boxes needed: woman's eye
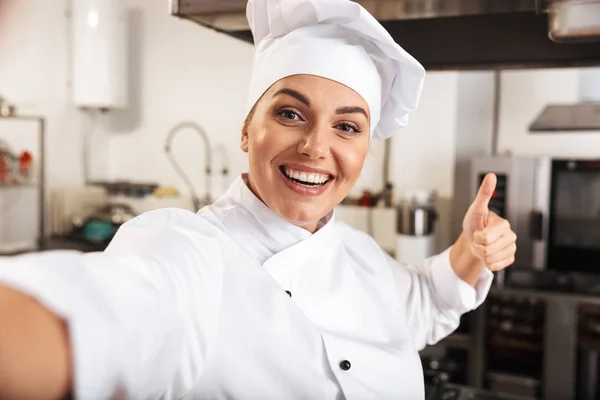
[336,123,360,134]
[278,109,302,121]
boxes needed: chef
[0,0,517,399]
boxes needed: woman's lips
[278,166,333,196]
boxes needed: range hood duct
[547,0,600,43]
[169,0,600,69]
[168,0,539,29]
[529,68,600,132]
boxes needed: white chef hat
[245,0,426,140]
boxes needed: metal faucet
[165,121,212,211]
[213,144,230,194]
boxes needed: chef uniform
[0,0,493,399]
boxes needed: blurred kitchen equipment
[0,99,16,117]
[49,182,192,250]
[426,381,536,400]
[359,190,376,207]
[485,292,545,398]
[84,202,136,226]
[89,180,158,198]
[395,188,438,265]
[577,303,600,400]
[547,1,600,44]
[50,186,108,236]
[0,143,35,185]
[422,350,469,388]
[71,0,128,110]
[470,155,600,275]
[79,220,116,243]
[335,205,396,255]
[485,372,541,399]
[73,202,136,243]
[86,180,194,212]
[165,121,212,211]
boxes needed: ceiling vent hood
[169,0,600,70]
[529,68,600,132]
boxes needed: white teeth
[284,167,330,185]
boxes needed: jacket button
[285,290,292,297]
[339,360,351,371]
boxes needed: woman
[0,0,517,399]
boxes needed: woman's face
[241,74,370,232]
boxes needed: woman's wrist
[449,232,485,288]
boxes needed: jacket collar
[212,174,335,265]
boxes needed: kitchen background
[1,1,600,399]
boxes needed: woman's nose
[297,127,329,160]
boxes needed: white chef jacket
[0,175,493,400]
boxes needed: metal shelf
[0,183,40,189]
[0,114,46,251]
[0,246,37,256]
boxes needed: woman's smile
[277,164,334,196]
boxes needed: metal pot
[396,189,438,236]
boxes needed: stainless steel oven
[470,155,600,273]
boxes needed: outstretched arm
[0,209,224,400]
[0,284,72,400]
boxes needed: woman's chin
[275,207,328,230]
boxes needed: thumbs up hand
[463,173,517,271]
[450,173,517,286]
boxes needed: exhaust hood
[169,0,600,70]
[529,68,600,132]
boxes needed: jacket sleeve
[386,247,493,351]
[0,210,223,400]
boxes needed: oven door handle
[530,209,544,241]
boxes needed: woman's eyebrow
[272,89,368,121]
[336,106,369,121]
[272,88,311,107]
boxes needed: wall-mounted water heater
[71,0,128,110]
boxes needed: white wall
[0,0,110,187]
[392,72,459,250]
[0,0,111,250]
[389,72,459,199]
[451,71,496,239]
[106,0,255,205]
[350,72,459,197]
[339,72,459,252]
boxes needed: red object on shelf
[0,149,9,183]
[0,160,6,182]
[19,150,33,177]
[359,191,373,207]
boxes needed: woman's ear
[241,102,258,153]
[240,122,249,153]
